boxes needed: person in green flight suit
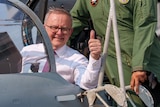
[70,0,160,106]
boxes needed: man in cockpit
[21,7,102,90]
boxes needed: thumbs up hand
[88,30,102,60]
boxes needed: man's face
[44,13,72,50]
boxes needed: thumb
[90,30,95,39]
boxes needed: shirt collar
[54,45,67,57]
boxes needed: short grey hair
[44,7,72,25]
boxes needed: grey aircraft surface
[0,0,111,107]
[0,0,89,107]
[0,0,159,107]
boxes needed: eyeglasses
[45,25,71,33]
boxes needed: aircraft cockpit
[0,0,77,74]
[0,0,47,73]
[0,1,89,107]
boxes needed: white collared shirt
[21,43,101,90]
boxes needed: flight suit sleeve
[70,0,91,40]
[132,0,157,71]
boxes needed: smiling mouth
[54,37,64,41]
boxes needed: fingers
[130,71,147,94]
[88,30,101,60]
[89,41,101,60]
[130,73,140,94]
[134,77,140,94]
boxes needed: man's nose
[56,28,63,34]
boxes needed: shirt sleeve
[74,54,102,90]
[20,44,47,73]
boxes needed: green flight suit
[70,0,159,106]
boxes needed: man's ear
[69,28,73,36]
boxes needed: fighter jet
[0,0,157,107]
[0,0,89,107]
